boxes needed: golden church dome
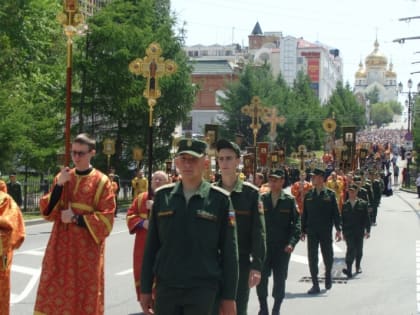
[386,61,396,77]
[365,39,387,67]
[355,61,366,78]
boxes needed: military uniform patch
[228,210,236,226]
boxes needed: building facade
[353,39,398,103]
[248,22,343,104]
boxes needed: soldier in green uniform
[214,139,266,315]
[341,184,371,278]
[256,169,301,315]
[140,139,239,315]
[301,168,342,294]
[367,169,383,225]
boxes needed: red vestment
[34,168,115,315]
[126,192,149,301]
[291,180,313,214]
[0,191,25,315]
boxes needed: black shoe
[342,268,353,278]
[356,268,362,274]
[307,285,321,294]
[258,309,269,315]
[325,275,332,290]
[271,299,281,315]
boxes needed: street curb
[24,209,128,226]
[25,218,47,226]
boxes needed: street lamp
[397,79,420,187]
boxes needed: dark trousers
[307,232,333,285]
[257,243,291,303]
[213,256,250,315]
[345,233,364,269]
[369,206,377,224]
[236,257,251,315]
[155,286,217,315]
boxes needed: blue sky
[171,0,420,91]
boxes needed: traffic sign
[405,132,413,141]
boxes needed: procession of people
[2,131,401,315]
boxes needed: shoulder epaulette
[210,185,230,196]
[242,181,259,192]
[155,182,176,193]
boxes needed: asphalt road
[10,187,420,315]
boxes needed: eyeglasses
[71,150,89,157]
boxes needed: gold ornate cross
[291,145,315,172]
[129,42,177,126]
[241,96,268,146]
[261,107,286,141]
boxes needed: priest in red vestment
[34,133,115,315]
[0,180,25,315]
[126,170,169,305]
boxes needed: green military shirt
[261,190,301,247]
[141,180,239,300]
[371,179,383,207]
[302,187,341,234]
[215,179,266,271]
[341,198,371,237]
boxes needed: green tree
[72,0,195,176]
[324,81,366,138]
[370,102,394,127]
[0,0,65,173]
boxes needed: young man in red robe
[34,133,116,315]
[0,180,25,315]
[126,170,169,307]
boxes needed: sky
[170,0,420,92]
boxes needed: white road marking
[291,254,308,264]
[116,268,133,276]
[10,265,41,304]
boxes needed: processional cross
[241,96,268,146]
[261,107,286,142]
[129,42,177,126]
[129,42,177,197]
[291,145,315,172]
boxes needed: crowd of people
[0,133,395,315]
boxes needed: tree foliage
[323,81,366,138]
[72,0,194,176]
[219,65,324,152]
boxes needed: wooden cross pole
[129,42,177,197]
[261,107,286,144]
[291,145,315,172]
[241,96,268,146]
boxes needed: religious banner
[257,142,270,167]
[205,124,218,154]
[242,154,254,178]
[270,151,279,169]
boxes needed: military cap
[269,169,285,178]
[176,138,207,158]
[353,175,362,182]
[216,139,241,157]
[348,183,359,191]
[310,167,325,176]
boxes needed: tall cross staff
[129,42,177,197]
[57,0,84,166]
[241,96,268,146]
[261,107,286,144]
[291,145,314,172]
